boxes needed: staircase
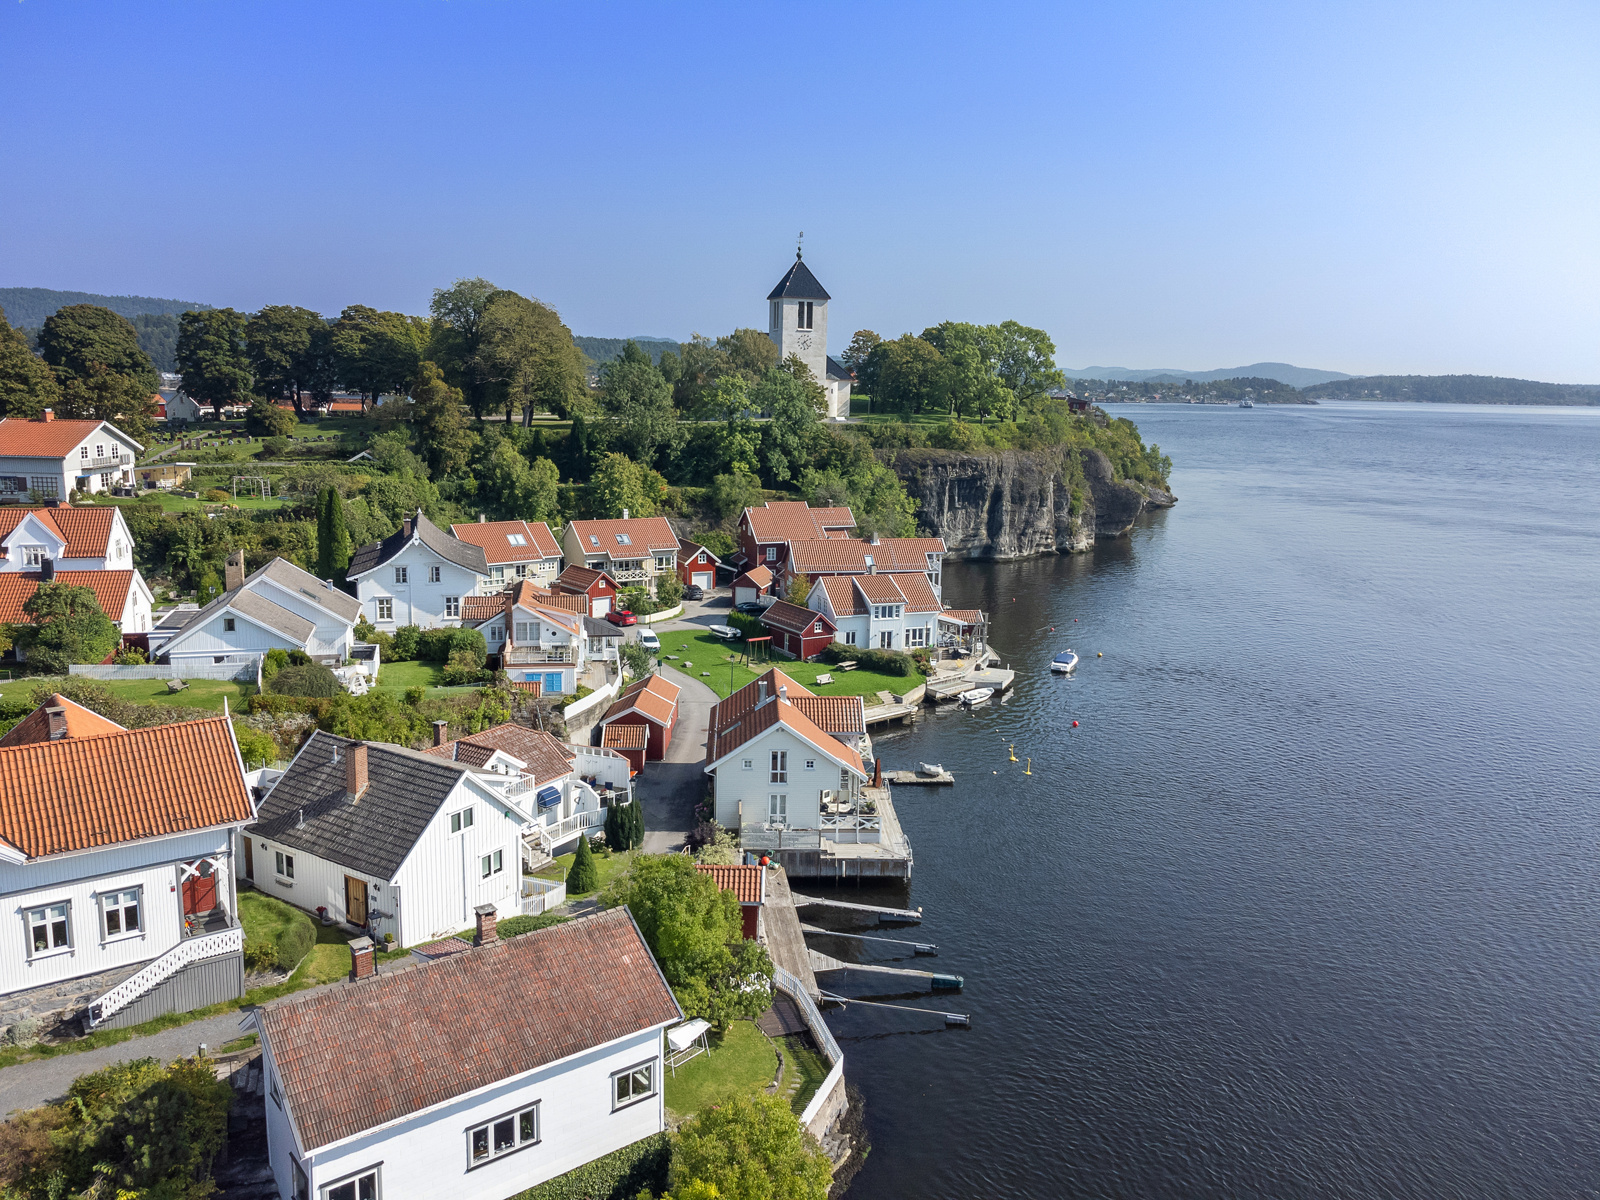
[87,926,243,1027]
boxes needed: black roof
[827,355,853,381]
[248,731,474,879]
[766,257,831,302]
[348,510,488,578]
[583,615,624,638]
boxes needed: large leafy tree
[0,305,61,419]
[38,305,158,395]
[406,361,474,477]
[598,341,678,465]
[475,290,588,424]
[17,582,121,674]
[669,1092,833,1200]
[331,305,425,409]
[587,452,663,519]
[427,277,498,419]
[860,334,948,416]
[992,319,1066,402]
[751,356,825,484]
[842,328,882,371]
[175,308,253,417]
[58,363,158,439]
[245,305,327,416]
[478,440,560,522]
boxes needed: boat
[1239,398,1255,408]
[916,761,944,776]
[1050,650,1079,673]
[959,687,994,705]
[707,625,741,640]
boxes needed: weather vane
[797,231,804,260]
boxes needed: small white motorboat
[959,687,995,705]
[1238,398,1255,408]
[916,761,944,776]
[1050,650,1079,673]
[708,625,740,641]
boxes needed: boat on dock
[959,687,994,705]
[1050,650,1079,673]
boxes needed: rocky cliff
[889,447,1176,559]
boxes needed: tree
[475,290,588,425]
[861,335,947,416]
[479,440,559,522]
[407,361,474,477]
[992,319,1066,402]
[315,486,352,580]
[567,835,599,893]
[246,305,326,416]
[784,574,810,605]
[589,452,660,519]
[669,1093,833,1200]
[620,640,653,679]
[751,358,824,483]
[717,328,781,379]
[428,277,499,419]
[601,855,742,985]
[175,308,253,417]
[332,305,424,409]
[16,582,120,674]
[841,329,882,371]
[0,305,61,419]
[38,305,158,395]
[599,341,679,465]
[710,463,764,521]
[245,397,298,438]
[57,362,158,439]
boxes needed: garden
[663,630,919,701]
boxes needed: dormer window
[506,533,526,546]
[22,546,44,567]
[863,554,874,568]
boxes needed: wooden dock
[808,949,962,988]
[885,769,954,786]
[762,867,821,998]
[790,893,922,923]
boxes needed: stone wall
[0,960,147,1036]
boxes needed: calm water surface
[821,401,1600,1199]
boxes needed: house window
[612,1061,657,1110]
[768,793,787,823]
[742,758,753,770]
[481,849,503,878]
[394,566,408,584]
[616,533,631,545]
[589,535,600,547]
[321,1166,380,1200]
[655,554,673,571]
[514,564,527,579]
[375,598,393,621]
[292,1159,309,1200]
[805,760,816,771]
[844,631,857,646]
[29,477,58,498]
[22,546,43,567]
[907,627,927,648]
[506,533,526,546]
[80,447,89,460]
[468,1103,540,1167]
[429,565,442,583]
[880,631,894,649]
[95,444,105,459]
[100,887,142,938]
[275,851,295,880]
[270,1068,283,1108]
[863,554,874,569]
[813,623,822,633]
[451,807,475,834]
[26,902,70,955]
[223,618,236,632]
[770,750,787,784]
[445,597,460,618]
[515,621,533,642]
[493,566,506,582]
[765,547,777,562]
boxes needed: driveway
[635,661,718,854]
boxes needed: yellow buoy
[1009,744,1018,763]
[1024,757,1032,775]
[1097,652,1103,657]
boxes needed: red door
[182,861,218,916]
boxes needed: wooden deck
[762,865,821,999]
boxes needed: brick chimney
[45,706,67,740]
[401,516,413,539]
[349,936,375,980]
[433,720,449,747]
[39,410,54,423]
[346,742,368,800]
[224,549,245,592]
[473,903,498,946]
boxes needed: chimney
[40,410,53,423]
[478,512,486,523]
[401,515,413,539]
[873,758,882,788]
[349,936,375,981]
[224,549,245,592]
[758,679,768,705]
[346,742,368,800]
[45,706,67,740]
[433,720,449,747]
[869,532,881,546]
[38,558,54,582]
[473,903,498,946]
[622,508,629,520]
[778,685,788,704]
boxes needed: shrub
[511,1132,668,1200]
[204,488,232,503]
[248,693,335,720]
[262,647,290,683]
[441,648,486,686]
[288,649,312,666]
[695,529,735,558]
[817,643,914,676]
[496,913,570,939]
[403,685,425,706]
[275,908,316,972]
[112,643,148,665]
[263,435,291,456]
[233,722,276,768]
[243,936,279,972]
[567,835,599,893]
[269,663,343,697]
[391,624,421,660]
[557,684,594,712]
[727,611,762,639]
[656,572,684,607]
[669,1094,831,1200]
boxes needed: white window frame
[375,598,393,621]
[765,547,777,562]
[22,545,44,567]
[467,1102,540,1168]
[26,901,71,957]
[444,596,460,618]
[611,1060,657,1110]
[320,1165,381,1200]
[742,758,753,770]
[275,851,295,881]
[768,793,788,823]
[880,630,894,649]
[615,533,631,545]
[480,849,503,878]
[805,759,816,771]
[394,566,407,584]
[29,477,58,498]
[844,631,857,646]
[100,886,143,940]
[770,750,787,784]
[907,626,927,648]
[506,533,526,546]
[451,807,475,834]
[429,565,441,583]
[80,446,89,460]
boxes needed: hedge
[275,907,317,972]
[727,611,763,639]
[248,694,335,720]
[496,913,569,938]
[511,1133,669,1200]
[817,643,915,676]
[269,663,343,697]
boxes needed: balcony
[79,454,131,471]
[609,566,650,583]
[740,824,822,851]
[504,647,574,665]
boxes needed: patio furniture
[814,673,834,686]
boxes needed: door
[544,671,563,694]
[692,572,713,590]
[181,861,217,916]
[592,596,611,617]
[243,838,254,881]
[345,876,368,926]
[735,586,755,606]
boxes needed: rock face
[890,447,1176,559]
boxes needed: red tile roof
[602,723,648,750]
[709,668,813,733]
[258,908,681,1151]
[0,570,137,624]
[787,537,945,576]
[816,576,866,616]
[742,501,856,544]
[449,520,562,565]
[555,565,614,594]
[602,673,680,727]
[460,594,504,623]
[0,417,138,459]
[695,863,765,905]
[0,717,251,858]
[732,566,773,590]
[706,693,867,777]
[939,608,983,625]
[759,600,834,636]
[708,669,862,740]
[424,723,575,783]
[0,506,118,559]
[791,695,866,735]
[567,516,679,556]
[0,694,125,748]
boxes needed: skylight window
[589,535,599,547]
[506,534,526,546]
[615,533,631,545]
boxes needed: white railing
[521,876,567,915]
[609,567,649,583]
[740,824,822,851]
[505,647,574,664]
[88,926,243,1027]
[772,965,846,1131]
[537,808,605,856]
[819,813,882,843]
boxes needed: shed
[600,722,647,776]
[731,565,774,608]
[759,600,837,661]
[694,863,767,940]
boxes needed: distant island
[1063,361,1353,388]
[1084,372,1600,407]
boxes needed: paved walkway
[635,660,718,854]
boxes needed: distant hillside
[0,286,213,330]
[1064,361,1353,388]
[1301,375,1600,406]
[1077,376,1313,404]
[574,336,681,367]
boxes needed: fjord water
[827,402,1600,1199]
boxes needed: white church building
[766,251,854,421]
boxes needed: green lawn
[777,1034,832,1115]
[239,890,349,984]
[663,1020,778,1118]
[372,659,481,696]
[534,848,635,900]
[0,676,254,712]
[663,631,919,702]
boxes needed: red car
[606,609,637,626]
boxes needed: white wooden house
[465,580,595,695]
[255,908,680,1200]
[0,506,138,572]
[450,519,564,587]
[0,708,253,1035]
[348,510,489,630]
[808,572,943,652]
[160,555,363,667]
[0,414,141,501]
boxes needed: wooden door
[243,838,254,881]
[182,862,217,915]
[345,876,368,926]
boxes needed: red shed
[600,722,647,776]
[730,565,774,607]
[598,672,681,760]
[694,863,766,940]
[759,600,837,661]
[677,538,721,591]
[554,564,619,618]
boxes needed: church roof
[767,257,831,302]
[827,355,853,381]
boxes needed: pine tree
[567,835,600,893]
[315,485,352,581]
[604,803,623,852]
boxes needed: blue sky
[3,1,1597,381]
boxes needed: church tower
[766,244,849,419]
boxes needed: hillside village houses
[450,517,564,586]
[0,503,155,638]
[349,510,490,630]
[0,412,141,501]
[560,515,680,595]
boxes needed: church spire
[797,231,803,260]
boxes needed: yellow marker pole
[1009,744,1018,763]
[1024,758,1032,775]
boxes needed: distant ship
[1239,398,1255,408]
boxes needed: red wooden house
[554,564,620,618]
[598,672,681,761]
[758,600,838,660]
[676,538,721,591]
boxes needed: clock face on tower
[795,334,813,352]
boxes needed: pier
[808,949,963,989]
[790,893,923,923]
[801,924,938,954]
[884,768,954,785]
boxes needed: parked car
[606,609,637,626]
[637,629,660,651]
[683,584,705,600]
[734,601,764,614]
